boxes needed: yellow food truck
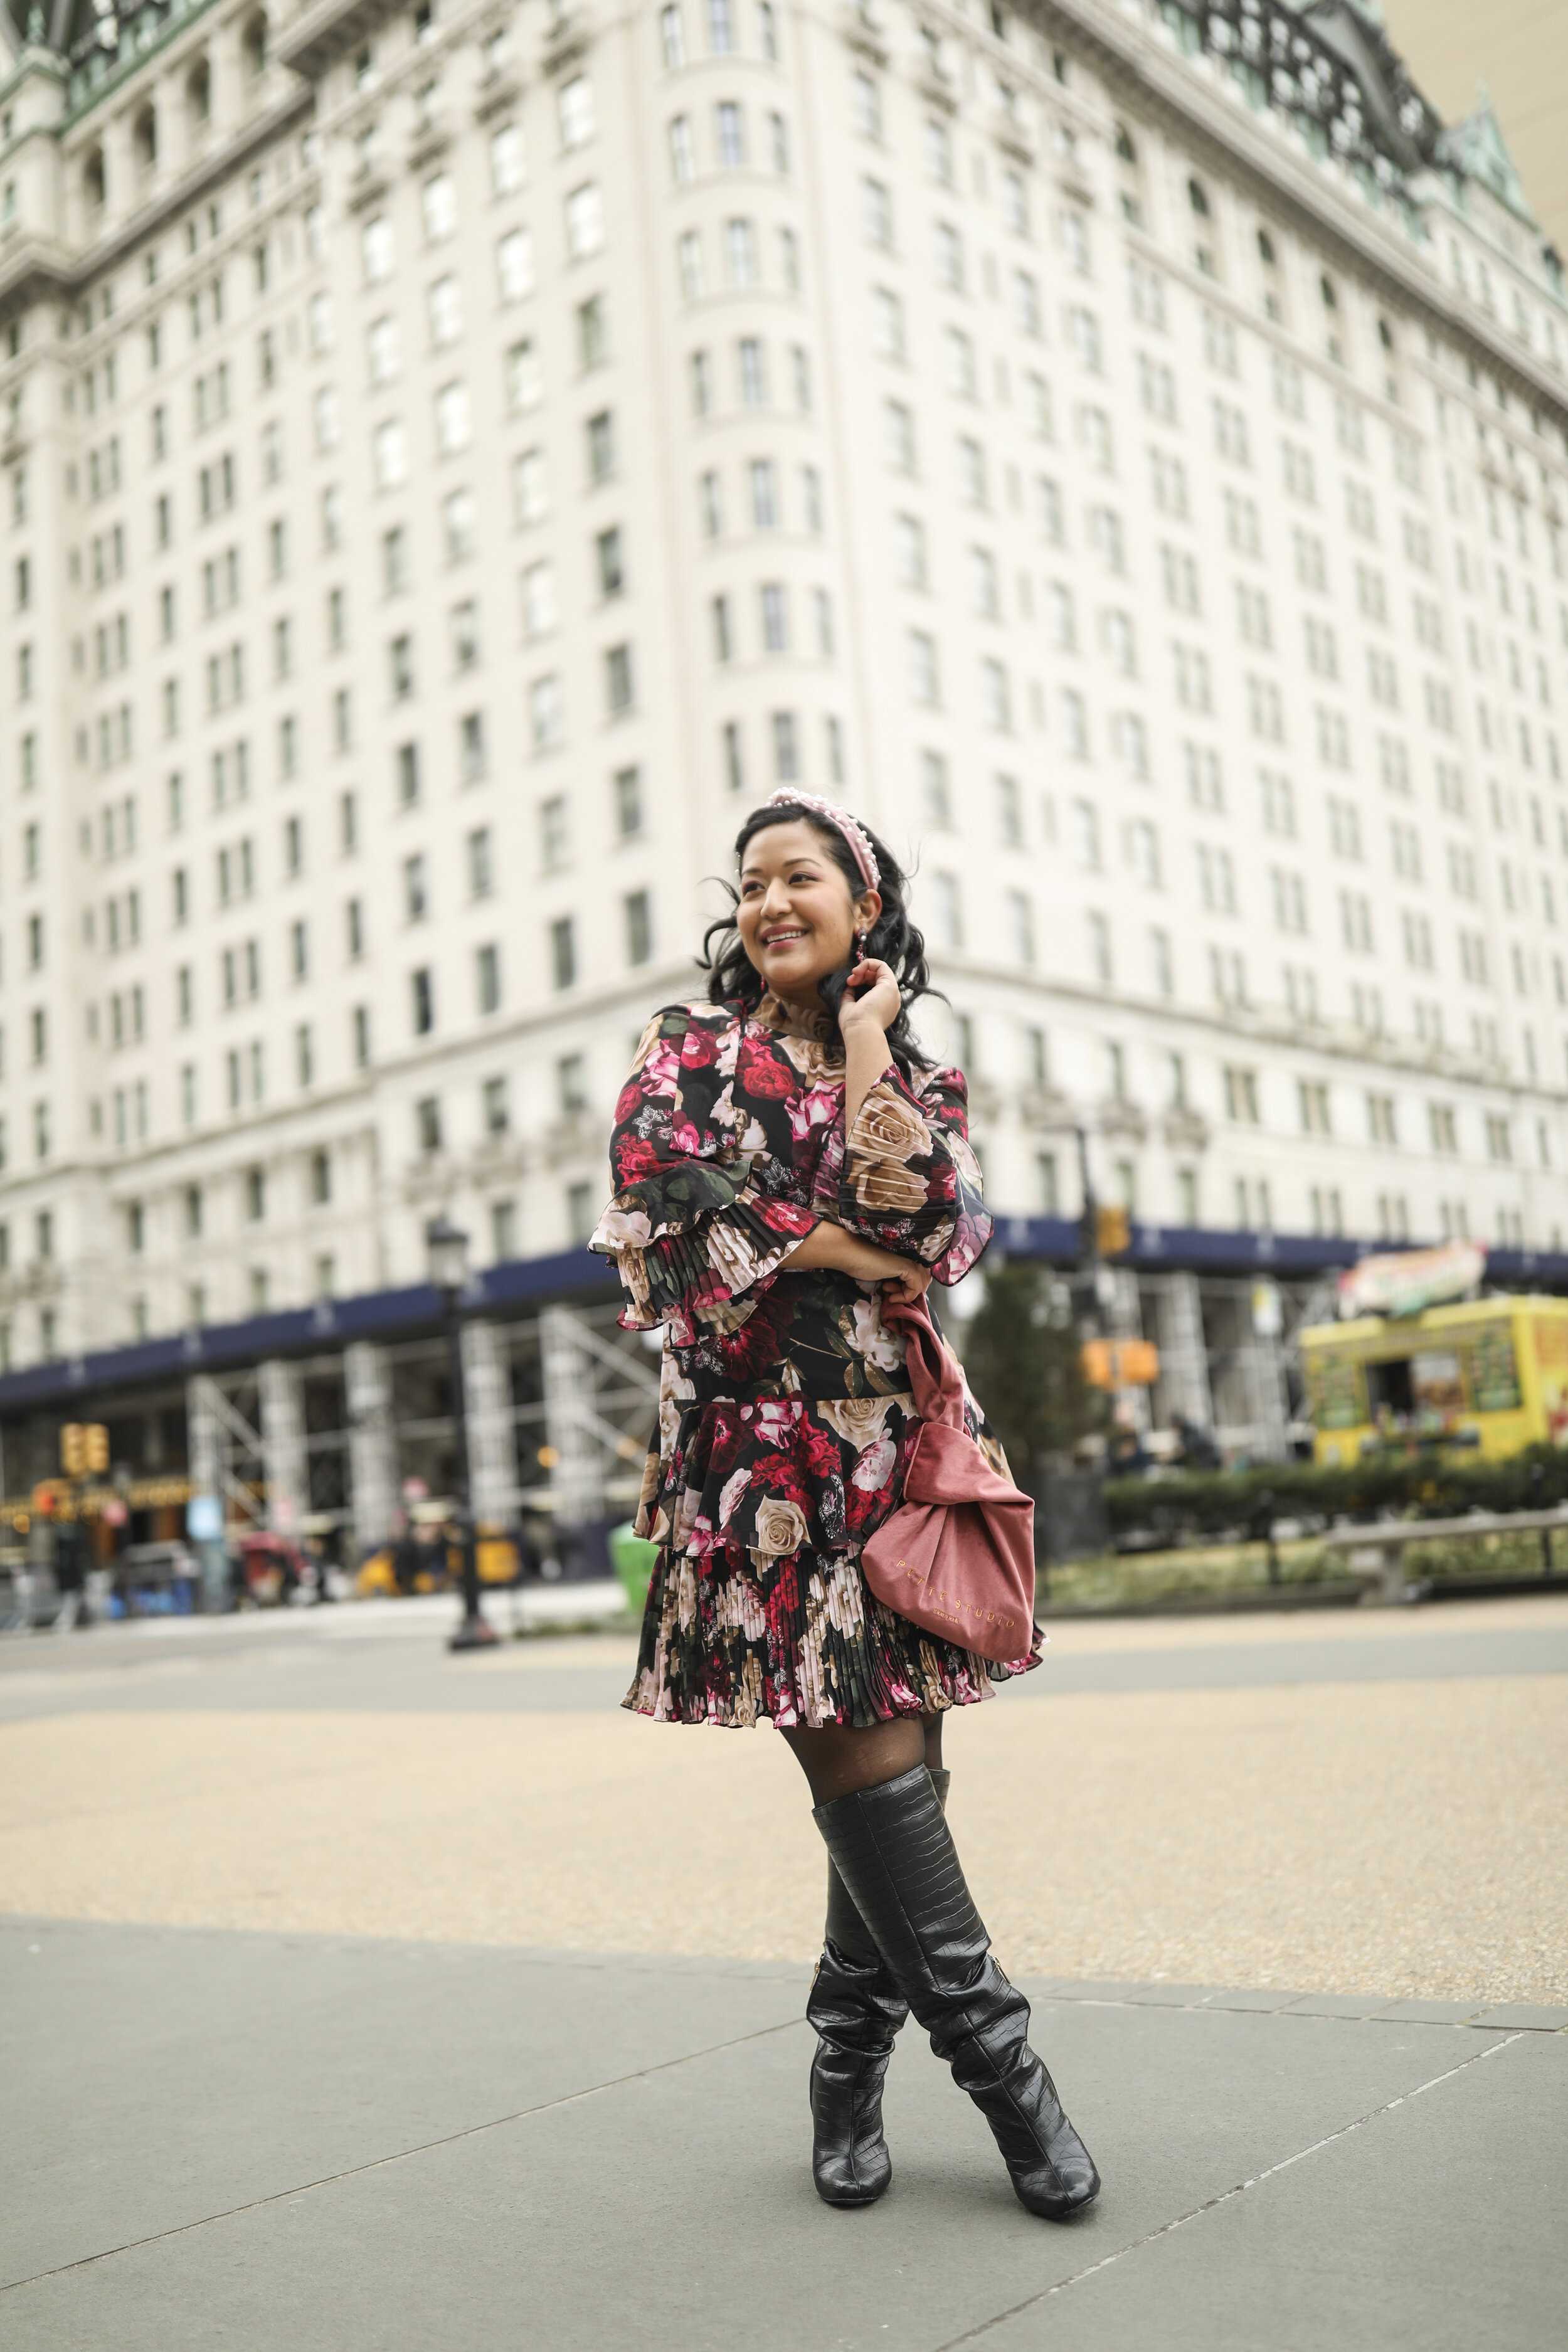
[1300,1295,1568,1464]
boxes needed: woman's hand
[840,957,901,1038]
[781,1224,930,1298]
[879,1260,932,1308]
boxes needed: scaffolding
[8,1303,662,1558]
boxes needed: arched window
[83,146,106,209]
[1115,123,1136,164]
[133,105,157,171]
[188,56,212,126]
[241,12,268,78]
[1187,176,1209,216]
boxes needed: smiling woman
[588,790,1101,2223]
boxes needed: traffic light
[58,1423,109,1477]
[1096,1205,1131,1258]
[1081,1337,1161,1391]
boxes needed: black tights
[781,1711,945,1808]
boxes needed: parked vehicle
[115,1541,201,1616]
[1301,1295,1568,1465]
[235,1532,314,1606]
[354,1528,520,1598]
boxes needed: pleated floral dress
[590,997,1046,1727]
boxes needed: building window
[771,711,798,782]
[615,766,644,837]
[604,642,633,714]
[410,967,434,1034]
[551,914,576,989]
[586,410,616,480]
[415,1095,442,1153]
[558,73,595,147]
[530,674,563,750]
[558,1053,588,1115]
[565,181,605,260]
[624,888,652,966]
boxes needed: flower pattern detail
[591,1000,1042,1727]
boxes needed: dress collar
[755,990,836,1047]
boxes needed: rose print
[850,1433,896,1491]
[752,1495,810,1557]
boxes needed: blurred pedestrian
[591,795,1098,2222]
[1172,1410,1222,1471]
[1106,1411,1152,1477]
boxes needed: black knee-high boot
[806,1767,950,2207]
[813,1763,1099,2220]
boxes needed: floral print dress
[590,998,1044,1727]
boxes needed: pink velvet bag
[861,1296,1037,1666]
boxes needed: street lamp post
[426,1216,499,1654]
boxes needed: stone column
[1241,1316,1291,1464]
[1101,1266,1152,1434]
[257,1358,307,1535]
[1153,1271,1216,1430]
[460,1318,518,1527]
[186,1374,222,1502]
[539,1304,605,1527]
[344,1341,399,1558]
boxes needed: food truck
[1300,1293,1568,1464]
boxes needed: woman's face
[736,820,880,1002]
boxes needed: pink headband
[760,788,880,892]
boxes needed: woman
[591,790,1099,2220]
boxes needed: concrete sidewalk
[2,1915,1563,2351]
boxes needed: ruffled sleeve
[835,1062,992,1285]
[590,1004,819,1339]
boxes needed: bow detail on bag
[861,1296,1037,1666]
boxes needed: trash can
[608,1522,659,1618]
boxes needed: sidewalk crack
[931,2031,1523,2349]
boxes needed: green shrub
[1104,1443,1568,1539]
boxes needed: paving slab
[1190,1986,1310,2013]
[1280,1992,1398,2019]
[1121,1983,1221,2007]
[1045,1978,1152,2002]
[0,1917,807,2285]
[1370,1998,1484,2023]
[1469,2003,1568,2031]
[2,1919,1559,2352]
[976,2033,1568,2352]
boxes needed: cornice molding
[275,0,422,83]
[0,80,312,317]
[924,0,1568,427]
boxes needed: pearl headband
[760,788,880,893]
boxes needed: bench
[1320,1507,1568,1604]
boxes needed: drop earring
[854,929,869,966]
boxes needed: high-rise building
[0,0,1563,1473]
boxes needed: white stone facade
[0,0,1564,1369]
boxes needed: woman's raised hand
[840,957,901,1037]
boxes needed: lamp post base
[449,1608,500,1652]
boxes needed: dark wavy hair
[699,802,941,1073]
